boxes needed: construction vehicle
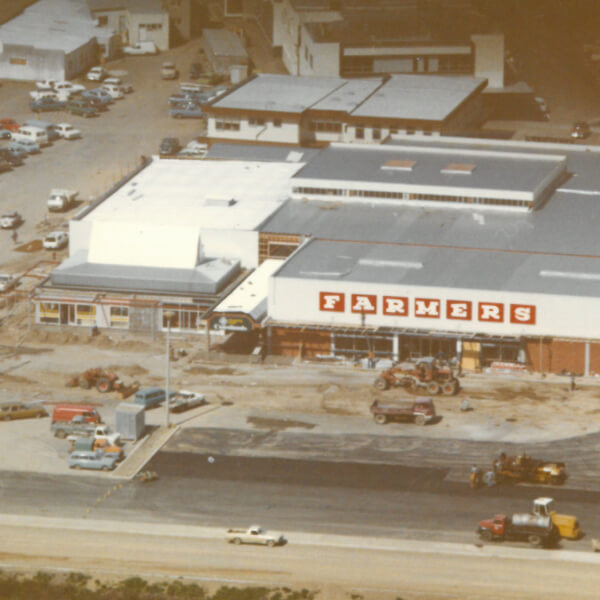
[477,512,560,548]
[66,368,139,398]
[532,497,582,540]
[373,357,460,395]
[493,452,567,486]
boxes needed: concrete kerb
[0,513,599,565]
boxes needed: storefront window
[110,306,129,328]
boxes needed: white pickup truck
[47,188,78,212]
[67,424,121,446]
[225,525,286,547]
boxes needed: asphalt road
[1,448,599,549]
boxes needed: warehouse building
[205,73,487,144]
[0,0,118,81]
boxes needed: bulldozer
[373,357,460,395]
[66,368,139,398]
[494,452,567,486]
[532,497,582,540]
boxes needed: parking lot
[0,37,215,278]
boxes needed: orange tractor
[373,357,460,395]
[66,368,139,398]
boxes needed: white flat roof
[0,0,104,53]
[85,157,304,230]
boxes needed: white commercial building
[0,0,119,81]
[205,73,487,145]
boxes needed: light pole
[164,310,175,427]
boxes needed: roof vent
[381,159,416,172]
[442,163,475,175]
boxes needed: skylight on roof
[359,258,422,269]
[286,151,304,162]
[539,270,600,281]
[442,163,476,175]
[381,159,416,172]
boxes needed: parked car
[51,403,102,424]
[86,66,107,81]
[29,88,59,101]
[0,150,23,165]
[8,138,40,154]
[0,211,23,228]
[66,98,98,118]
[571,121,591,139]
[161,62,178,79]
[81,88,112,107]
[168,390,206,413]
[178,146,207,157]
[159,137,181,156]
[12,125,49,147]
[104,76,133,93]
[53,81,85,96]
[170,102,204,119]
[53,122,81,140]
[101,82,124,100]
[0,402,47,420]
[133,387,169,410]
[168,91,200,107]
[2,146,27,163]
[35,79,57,90]
[0,127,11,139]
[0,274,18,293]
[122,41,158,55]
[369,397,436,426]
[0,118,20,132]
[68,449,119,471]
[43,231,69,250]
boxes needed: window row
[292,187,532,208]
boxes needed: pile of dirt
[185,365,237,376]
[106,364,148,377]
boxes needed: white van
[11,125,49,147]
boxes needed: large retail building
[34,136,600,374]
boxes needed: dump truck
[373,357,460,395]
[477,512,560,548]
[369,397,436,425]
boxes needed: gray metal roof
[350,75,486,121]
[291,143,565,197]
[211,74,351,113]
[203,28,248,59]
[308,78,384,113]
[206,143,321,163]
[51,251,240,295]
[276,239,600,298]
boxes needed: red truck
[477,513,560,548]
[369,397,436,425]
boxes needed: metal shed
[115,402,145,441]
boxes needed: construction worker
[470,465,483,489]
[11,229,17,245]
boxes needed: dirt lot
[1,319,600,453]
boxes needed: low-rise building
[204,73,487,145]
[88,0,170,51]
[0,0,119,81]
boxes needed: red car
[0,118,20,132]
